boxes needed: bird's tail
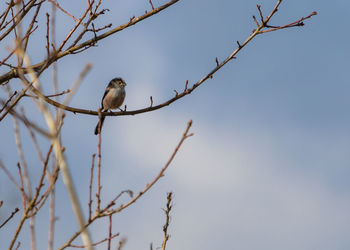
[94,116,106,135]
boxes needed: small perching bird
[94,77,126,135]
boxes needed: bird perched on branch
[94,77,126,135]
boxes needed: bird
[94,77,126,135]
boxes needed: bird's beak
[122,82,127,87]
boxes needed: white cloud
[104,113,350,250]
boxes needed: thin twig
[0,91,17,114]
[23,2,42,52]
[96,111,102,212]
[24,89,70,99]
[149,0,155,10]
[162,192,173,250]
[259,11,317,34]
[108,215,112,250]
[0,160,21,191]
[48,0,78,22]
[88,154,96,221]
[46,13,50,58]
[0,207,20,229]
[69,233,120,248]
[48,185,56,250]
[0,0,180,85]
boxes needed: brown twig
[54,2,91,56]
[150,96,153,107]
[162,192,173,250]
[17,162,27,209]
[96,109,102,212]
[0,0,15,30]
[108,215,112,250]
[48,183,56,250]
[149,0,155,10]
[0,160,21,192]
[23,2,42,52]
[24,89,70,99]
[103,190,133,211]
[13,109,33,201]
[184,80,188,91]
[0,26,38,67]
[48,0,78,22]
[259,11,317,34]
[0,0,37,41]
[88,154,96,222]
[0,207,20,229]
[86,23,112,33]
[257,4,264,23]
[252,15,259,27]
[0,91,17,114]
[69,233,120,248]
[0,0,180,84]
[9,145,54,249]
[0,78,37,122]
[14,241,21,250]
[46,13,50,58]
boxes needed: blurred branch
[11,48,93,250]
[118,238,127,250]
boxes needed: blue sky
[1,0,350,249]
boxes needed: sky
[1,0,350,249]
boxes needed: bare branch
[0,208,19,229]
[48,0,78,22]
[88,154,96,222]
[58,120,193,249]
[0,90,17,114]
[69,233,120,248]
[13,6,316,119]
[162,192,173,250]
[0,0,180,85]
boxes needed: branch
[0,90,17,114]
[58,119,193,249]
[0,0,180,85]
[0,207,20,229]
[162,192,173,250]
[69,233,120,248]
[12,4,316,118]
